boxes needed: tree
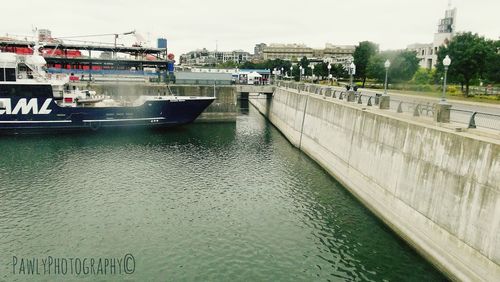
[367,50,419,83]
[412,68,436,85]
[436,32,497,96]
[353,41,378,87]
[239,61,257,69]
[299,57,309,69]
[390,50,420,81]
[216,60,238,69]
[366,54,387,82]
[263,59,291,75]
[485,40,500,84]
[331,64,348,79]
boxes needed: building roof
[175,71,232,81]
[239,69,270,74]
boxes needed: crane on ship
[55,30,138,58]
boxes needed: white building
[407,6,457,69]
[259,43,355,64]
[180,48,252,66]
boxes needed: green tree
[484,40,500,84]
[436,32,496,96]
[366,54,387,82]
[366,51,397,82]
[367,50,419,83]
[390,50,420,81]
[297,57,310,79]
[313,62,329,78]
[331,64,348,79]
[239,61,257,69]
[353,41,378,87]
[216,60,238,69]
[412,68,436,84]
[263,59,291,75]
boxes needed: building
[321,44,355,66]
[261,44,313,61]
[175,71,233,85]
[254,43,267,59]
[180,48,252,66]
[259,43,355,65]
[407,5,457,69]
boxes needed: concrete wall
[250,87,500,281]
[72,83,237,122]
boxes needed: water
[0,104,446,281]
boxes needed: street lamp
[299,66,303,81]
[441,55,451,104]
[290,66,293,80]
[384,59,391,96]
[281,67,284,79]
[327,63,332,85]
[349,62,355,89]
[311,64,315,82]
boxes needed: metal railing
[276,81,500,132]
[450,109,500,131]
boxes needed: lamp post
[281,67,284,80]
[441,55,451,104]
[290,66,293,80]
[327,63,332,85]
[299,66,303,81]
[383,59,391,96]
[349,62,355,89]
[311,65,315,82]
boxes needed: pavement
[279,81,500,135]
[362,87,500,114]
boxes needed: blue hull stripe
[82,117,166,122]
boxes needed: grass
[314,80,500,105]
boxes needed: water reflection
[0,106,445,281]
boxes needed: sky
[1,0,499,58]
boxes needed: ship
[0,52,215,134]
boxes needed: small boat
[0,52,215,134]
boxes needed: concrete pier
[250,86,500,281]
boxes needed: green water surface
[0,105,446,281]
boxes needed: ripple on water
[0,107,446,281]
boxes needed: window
[0,85,53,98]
[0,68,16,81]
[5,68,16,81]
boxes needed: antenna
[215,40,218,65]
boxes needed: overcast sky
[1,0,498,58]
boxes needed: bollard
[357,94,363,104]
[468,112,477,128]
[367,97,373,106]
[413,104,420,117]
[397,101,403,113]
[332,91,336,99]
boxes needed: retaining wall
[250,87,500,281]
